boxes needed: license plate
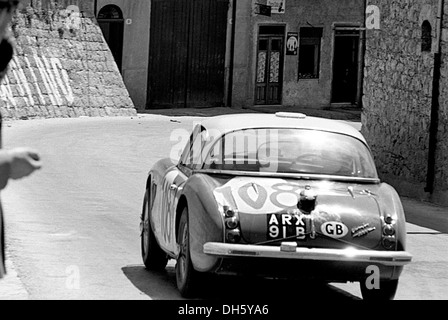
[267,213,306,241]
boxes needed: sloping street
[0,114,446,300]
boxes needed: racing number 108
[216,182,304,211]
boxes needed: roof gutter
[425,0,444,193]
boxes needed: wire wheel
[176,207,200,297]
[141,189,168,271]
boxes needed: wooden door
[255,27,284,105]
[147,0,228,109]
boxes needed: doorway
[255,26,285,105]
[147,0,228,109]
[97,5,124,73]
[331,30,360,104]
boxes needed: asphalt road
[0,115,446,300]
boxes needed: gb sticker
[321,222,348,239]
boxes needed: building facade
[362,0,448,205]
[96,0,366,110]
[95,0,151,109]
[233,0,366,109]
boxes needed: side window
[179,125,209,170]
[179,125,199,168]
[203,135,224,170]
[202,129,266,172]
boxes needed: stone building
[362,0,448,205]
[0,0,136,119]
[233,0,366,109]
[95,0,366,110]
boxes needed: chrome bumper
[203,242,412,267]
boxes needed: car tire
[359,279,399,301]
[176,207,201,298]
[141,190,168,271]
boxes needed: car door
[158,167,187,254]
[157,124,205,254]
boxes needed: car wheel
[176,207,200,298]
[360,279,399,301]
[141,190,168,271]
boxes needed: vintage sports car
[140,113,412,299]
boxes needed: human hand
[0,1,19,37]
[8,147,42,180]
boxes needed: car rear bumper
[203,242,412,267]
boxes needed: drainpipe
[425,0,444,193]
[227,0,237,108]
[357,0,368,107]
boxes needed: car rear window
[202,128,378,179]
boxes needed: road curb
[0,256,29,300]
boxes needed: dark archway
[331,29,360,104]
[421,20,432,52]
[97,5,124,72]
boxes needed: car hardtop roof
[200,113,366,143]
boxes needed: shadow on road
[122,264,182,300]
[122,264,361,301]
[402,198,448,234]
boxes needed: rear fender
[146,158,179,255]
[377,183,407,251]
[148,158,175,187]
[180,174,224,273]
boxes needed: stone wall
[362,0,448,205]
[435,0,448,201]
[0,0,136,119]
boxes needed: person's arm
[0,1,41,190]
[0,150,11,190]
[0,148,42,190]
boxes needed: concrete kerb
[401,197,448,234]
[0,255,29,300]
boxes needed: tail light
[384,214,394,224]
[226,229,241,243]
[383,224,395,236]
[222,206,241,243]
[225,217,239,229]
[381,214,397,250]
[225,207,237,218]
[382,236,396,250]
